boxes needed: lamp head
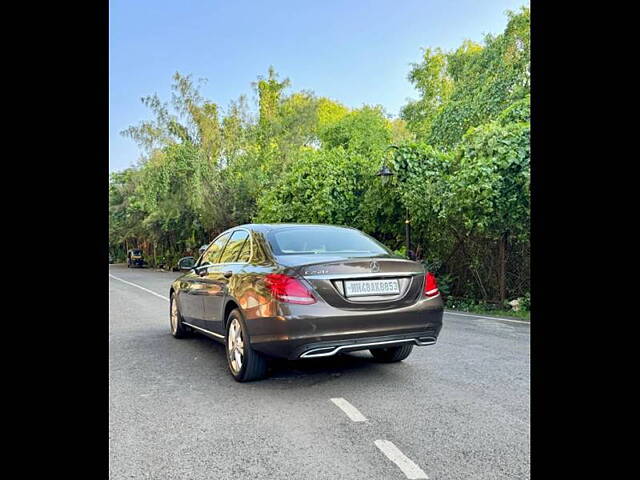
[376,164,394,185]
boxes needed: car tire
[170,293,190,338]
[370,344,414,362]
[226,309,268,382]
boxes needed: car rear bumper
[291,331,439,359]
[245,295,443,360]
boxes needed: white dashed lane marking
[109,274,170,302]
[330,398,368,422]
[375,440,429,479]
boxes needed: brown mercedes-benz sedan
[170,224,443,381]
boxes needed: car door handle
[223,270,233,278]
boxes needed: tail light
[423,272,439,297]
[265,274,316,305]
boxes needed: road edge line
[444,310,530,325]
[109,274,170,302]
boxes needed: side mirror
[178,257,196,271]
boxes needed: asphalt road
[109,264,530,480]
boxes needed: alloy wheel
[228,318,244,374]
[170,298,178,334]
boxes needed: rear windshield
[267,227,390,256]
[131,250,142,255]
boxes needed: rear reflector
[423,272,439,297]
[265,274,316,305]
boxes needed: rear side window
[236,235,252,263]
[219,230,250,263]
[202,233,230,265]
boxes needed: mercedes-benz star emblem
[370,260,380,273]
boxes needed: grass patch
[445,296,530,321]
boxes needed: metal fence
[429,235,529,304]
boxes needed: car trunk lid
[277,254,425,310]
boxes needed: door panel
[202,264,248,334]
[177,273,206,324]
[200,265,229,334]
[201,230,251,334]
[179,232,232,327]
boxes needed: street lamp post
[376,145,413,260]
[405,210,411,260]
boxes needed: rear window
[268,227,389,256]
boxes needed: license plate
[344,279,400,297]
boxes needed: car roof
[236,223,358,234]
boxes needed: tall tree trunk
[498,232,508,303]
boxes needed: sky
[109,0,528,172]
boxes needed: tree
[255,148,376,227]
[253,66,291,137]
[401,7,530,148]
[450,120,530,301]
[400,47,454,140]
[319,105,392,158]
[109,168,146,256]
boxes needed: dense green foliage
[256,148,374,226]
[109,7,530,307]
[401,9,529,148]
